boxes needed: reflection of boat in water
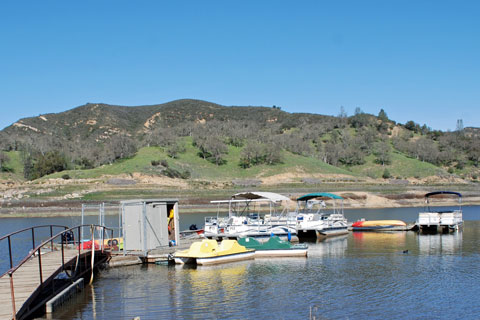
[418,232,462,255]
[352,231,406,249]
[174,239,255,265]
[238,236,308,257]
[204,192,297,241]
[306,234,348,257]
[415,191,463,233]
[351,220,408,231]
[294,193,348,240]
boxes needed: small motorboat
[351,220,407,231]
[173,239,255,265]
[180,224,205,240]
[294,193,349,240]
[238,236,308,257]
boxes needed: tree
[382,168,391,179]
[378,109,389,122]
[373,140,391,166]
[239,142,265,168]
[23,155,34,180]
[263,144,283,165]
[404,121,417,132]
[349,112,373,129]
[23,150,69,180]
[324,141,342,166]
[275,134,313,156]
[205,136,228,165]
[0,152,11,172]
[467,139,480,167]
[166,141,185,159]
[194,135,228,165]
[415,137,439,163]
[106,134,137,162]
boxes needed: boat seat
[191,240,218,254]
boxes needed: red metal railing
[1,224,114,320]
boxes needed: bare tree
[468,139,480,167]
[373,140,391,166]
[415,137,439,163]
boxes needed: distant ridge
[0,99,478,183]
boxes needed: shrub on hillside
[382,168,391,179]
[161,167,190,179]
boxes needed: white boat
[415,191,463,233]
[295,193,349,240]
[204,192,297,241]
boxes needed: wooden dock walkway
[0,249,79,320]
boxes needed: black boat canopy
[425,191,462,198]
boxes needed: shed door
[146,203,168,249]
[124,204,142,251]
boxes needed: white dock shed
[121,199,179,255]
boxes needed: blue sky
[0,1,478,130]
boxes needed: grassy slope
[0,151,24,180]
[348,151,444,179]
[45,137,352,181]
[2,139,450,183]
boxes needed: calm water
[1,207,480,319]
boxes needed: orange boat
[351,220,407,231]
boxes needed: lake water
[1,206,480,319]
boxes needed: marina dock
[0,225,112,320]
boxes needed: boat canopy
[232,192,290,202]
[297,192,343,201]
[425,191,462,198]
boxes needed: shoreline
[1,194,478,218]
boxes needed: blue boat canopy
[425,191,462,198]
[297,192,343,201]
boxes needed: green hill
[0,99,478,184]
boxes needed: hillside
[0,99,479,189]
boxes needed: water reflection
[306,235,348,258]
[4,211,479,320]
[417,231,462,255]
[352,231,407,250]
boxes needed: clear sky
[0,1,478,131]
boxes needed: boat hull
[297,227,348,240]
[196,251,255,265]
[174,256,196,265]
[351,226,409,232]
[254,248,308,257]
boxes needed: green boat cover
[238,236,295,250]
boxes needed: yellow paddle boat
[174,239,255,265]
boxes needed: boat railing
[417,212,440,225]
